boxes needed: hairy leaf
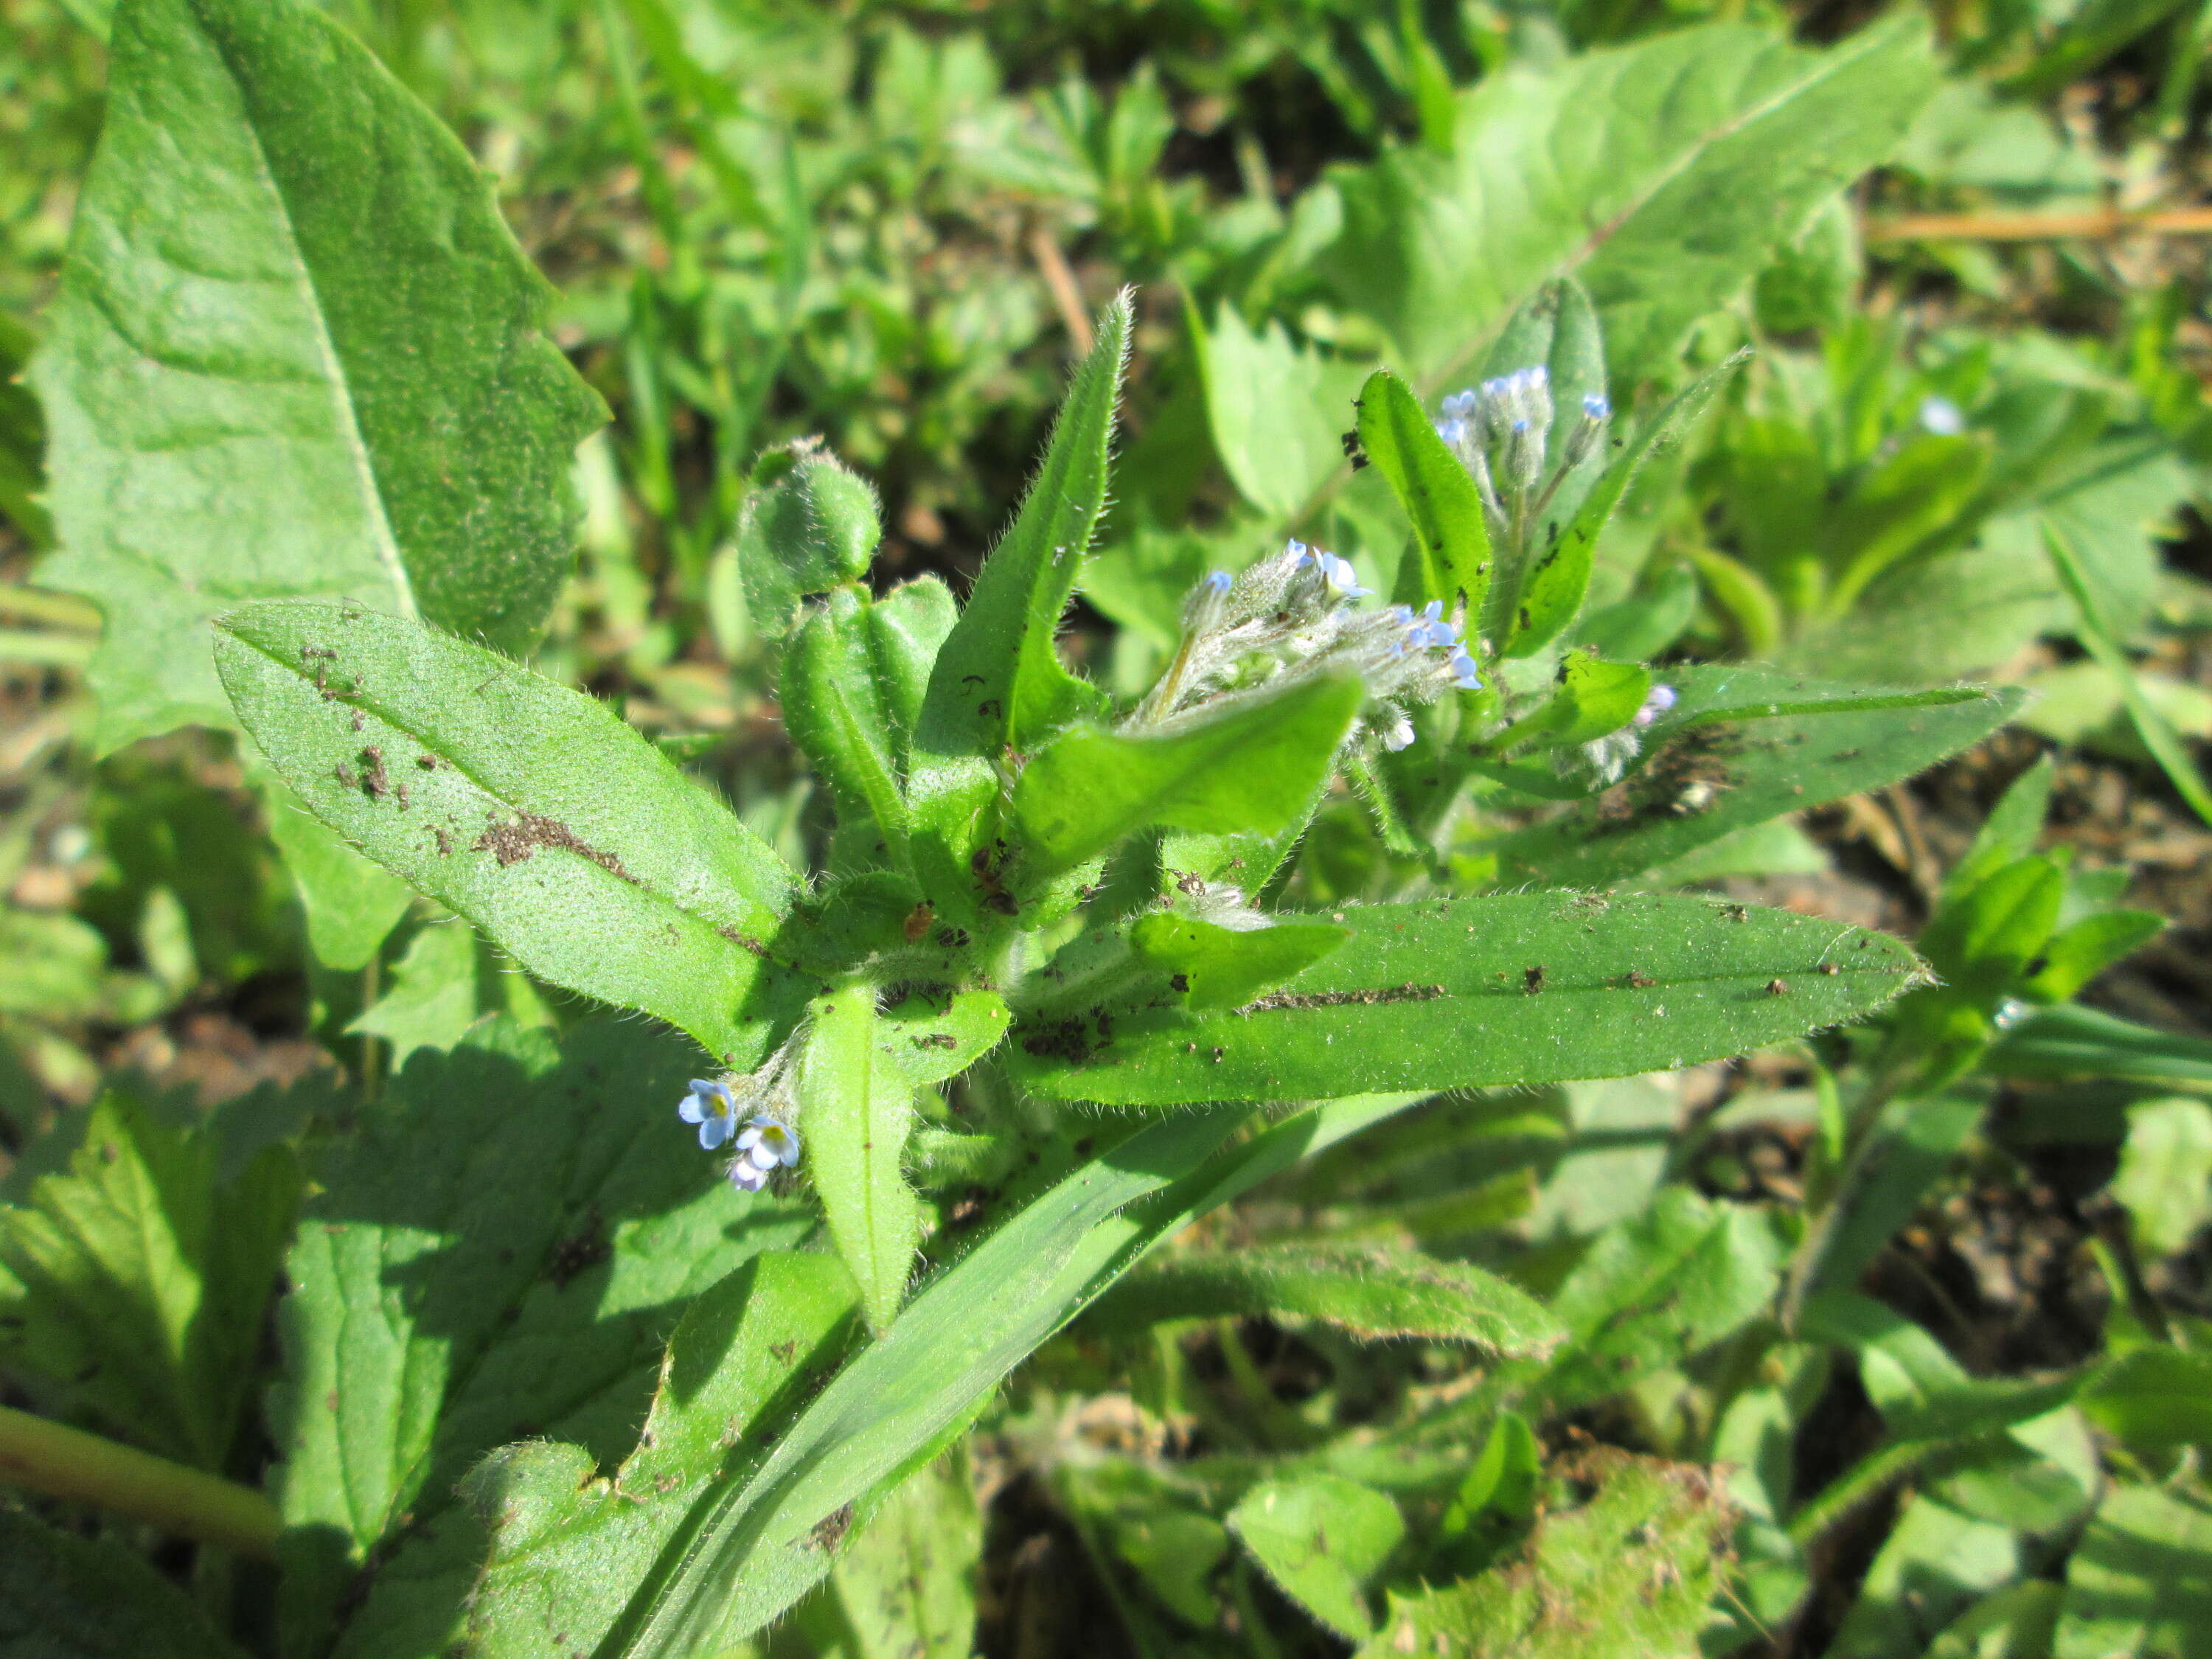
[215,602,805,1065]
[800,985,923,1335]
[1355,1450,1734,1659]
[32,0,602,751]
[1129,912,1349,1012]
[1091,1240,1561,1354]
[1012,893,1921,1105]
[0,1507,245,1659]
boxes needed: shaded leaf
[0,1506,244,1659]
[1129,911,1349,1013]
[801,984,923,1335]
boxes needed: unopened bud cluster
[1140,540,1480,749]
[1434,366,1607,550]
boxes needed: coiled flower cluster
[1139,540,1481,751]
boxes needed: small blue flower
[1449,646,1483,692]
[1204,570,1233,595]
[1441,389,1478,419]
[1632,682,1677,728]
[728,1114,802,1193]
[1435,416,1468,448]
[679,1078,740,1150]
[1582,392,1609,420]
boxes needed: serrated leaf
[1355,369,1492,614]
[1091,1240,1561,1354]
[0,1506,246,1659]
[1323,18,1938,386]
[31,0,603,752]
[0,1090,297,1470]
[215,601,806,1065]
[1011,675,1363,880]
[1129,912,1349,1012]
[1486,681,2023,888]
[1355,1450,1734,1659]
[1011,893,1921,1106]
[801,985,924,1335]
[1229,1475,1404,1640]
[272,1018,813,1647]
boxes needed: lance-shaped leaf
[784,591,914,857]
[1012,675,1363,881]
[1504,349,1745,657]
[913,295,1127,771]
[904,297,1130,901]
[1010,893,1923,1105]
[1089,1240,1561,1354]
[1356,369,1492,615]
[32,0,604,752]
[1487,652,1651,755]
[799,986,925,1335]
[1484,681,2025,888]
[215,601,806,1065]
[1131,912,1349,1012]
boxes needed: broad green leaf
[1129,911,1349,1012]
[2111,1099,2212,1259]
[1829,1492,2034,1659]
[423,1253,860,1659]
[818,1453,982,1659]
[1321,18,1937,386]
[346,919,481,1068]
[1355,369,1492,613]
[215,602,805,1065]
[1532,1187,1782,1409]
[877,989,1012,1085]
[0,1091,297,1470]
[597,1091,1425,1655]
[1355,1450,1733,1659]
[1012,893,1922,1105]
[1090,1240,1561,1354]
[258,772,414,972]
[1485,683,2024,888]
[273,1018,813,1648]
[0,1506,245,1659]
[1197,304,1369,520]
[801,984,923,1335]
[737,446,882,641]
[1011,675,1363,880]
[2023,909,2163,1002]
[32,0,604,752]
[2055,1481,2212,1659]
[1503,349,1745,656]
[1228,1475,1404,1640]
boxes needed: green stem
[0,1405,280,1557]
